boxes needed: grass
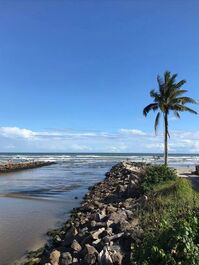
[153,177,199,208]
[138,178,199,230]
[132,176,199,265]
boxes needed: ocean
[0,153,198,265]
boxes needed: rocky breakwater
[0,161,56,173]
[25,161,146,265]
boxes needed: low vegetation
[132,165,199,265]
[140,164,177,192]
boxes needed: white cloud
[0,126,199,153]
[0,127,35,139]
[169,116,178,121]
[119,128,146,136]
[145,143,164,150]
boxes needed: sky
[0,0,199,153]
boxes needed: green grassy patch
[153,177,199,208]
[132,173,199,265]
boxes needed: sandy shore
[176,166,199,191]
[176,166,195,175]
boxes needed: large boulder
[60,252,72,265]
[64,226,78,246]
[71,239,82,252]
[50,250,60,265]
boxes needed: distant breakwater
[23,161,147,265]
[0,161,56,173]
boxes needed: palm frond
[154,112,160,135]
[164,71,171,84]
[179,97,198,104]
[157,75,166,97]
[171,97,198,105]
[157,75,163,87]
[170,73,177,83]
[150,89,160,102]
[175,80,186,88]
[172,104,197,114]
[169,89,188,99]
[143,103,158,116]
[173,111,181,119]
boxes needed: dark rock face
[60,252,73,265]
[25,161,144,265]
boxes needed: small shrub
[133,210,199,265]
[141,164,177,192]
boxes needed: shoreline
[22,161,145,265]
[0,161,56,173]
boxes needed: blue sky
[0,0,199,152]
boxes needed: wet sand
[0,197,79,265]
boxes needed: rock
[101,208,106,216]
[71,239,82,252]
[91,220,97,227]
[98,245,124,265]
[50,250,60,265]
[84,253,97,264]
[116,184,126,194]
[106,220,114,227]
[94,212,106,222]
[72,257,79,264]
[27,258,40,264]
[100,227,113,238]
[111,251,123,265]
[103,232,124,243]
[60,252,72,265]
[93,200,104,208]
[98,247,113,265]
[92,238,101,247]
[91,228,105,240]
[106,205,117,214]
[83,244,98,265]
[92,239,104,252]
[83,244,98,255]
[64,226,78,246]
[108,210,127,224]
[124,209,133,219]
[53,234,62,246]
[79,233,93,245]
[91,221,107,229]
[25,161,143,265]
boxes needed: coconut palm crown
[143,71,198,165]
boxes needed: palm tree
[143,71,197,165]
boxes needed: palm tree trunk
[164,112,168,165]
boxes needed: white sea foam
[0,153,199,167]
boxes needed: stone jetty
[24,161,147,265]
[0,161,56,173]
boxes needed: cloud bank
[0,126,198,153]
